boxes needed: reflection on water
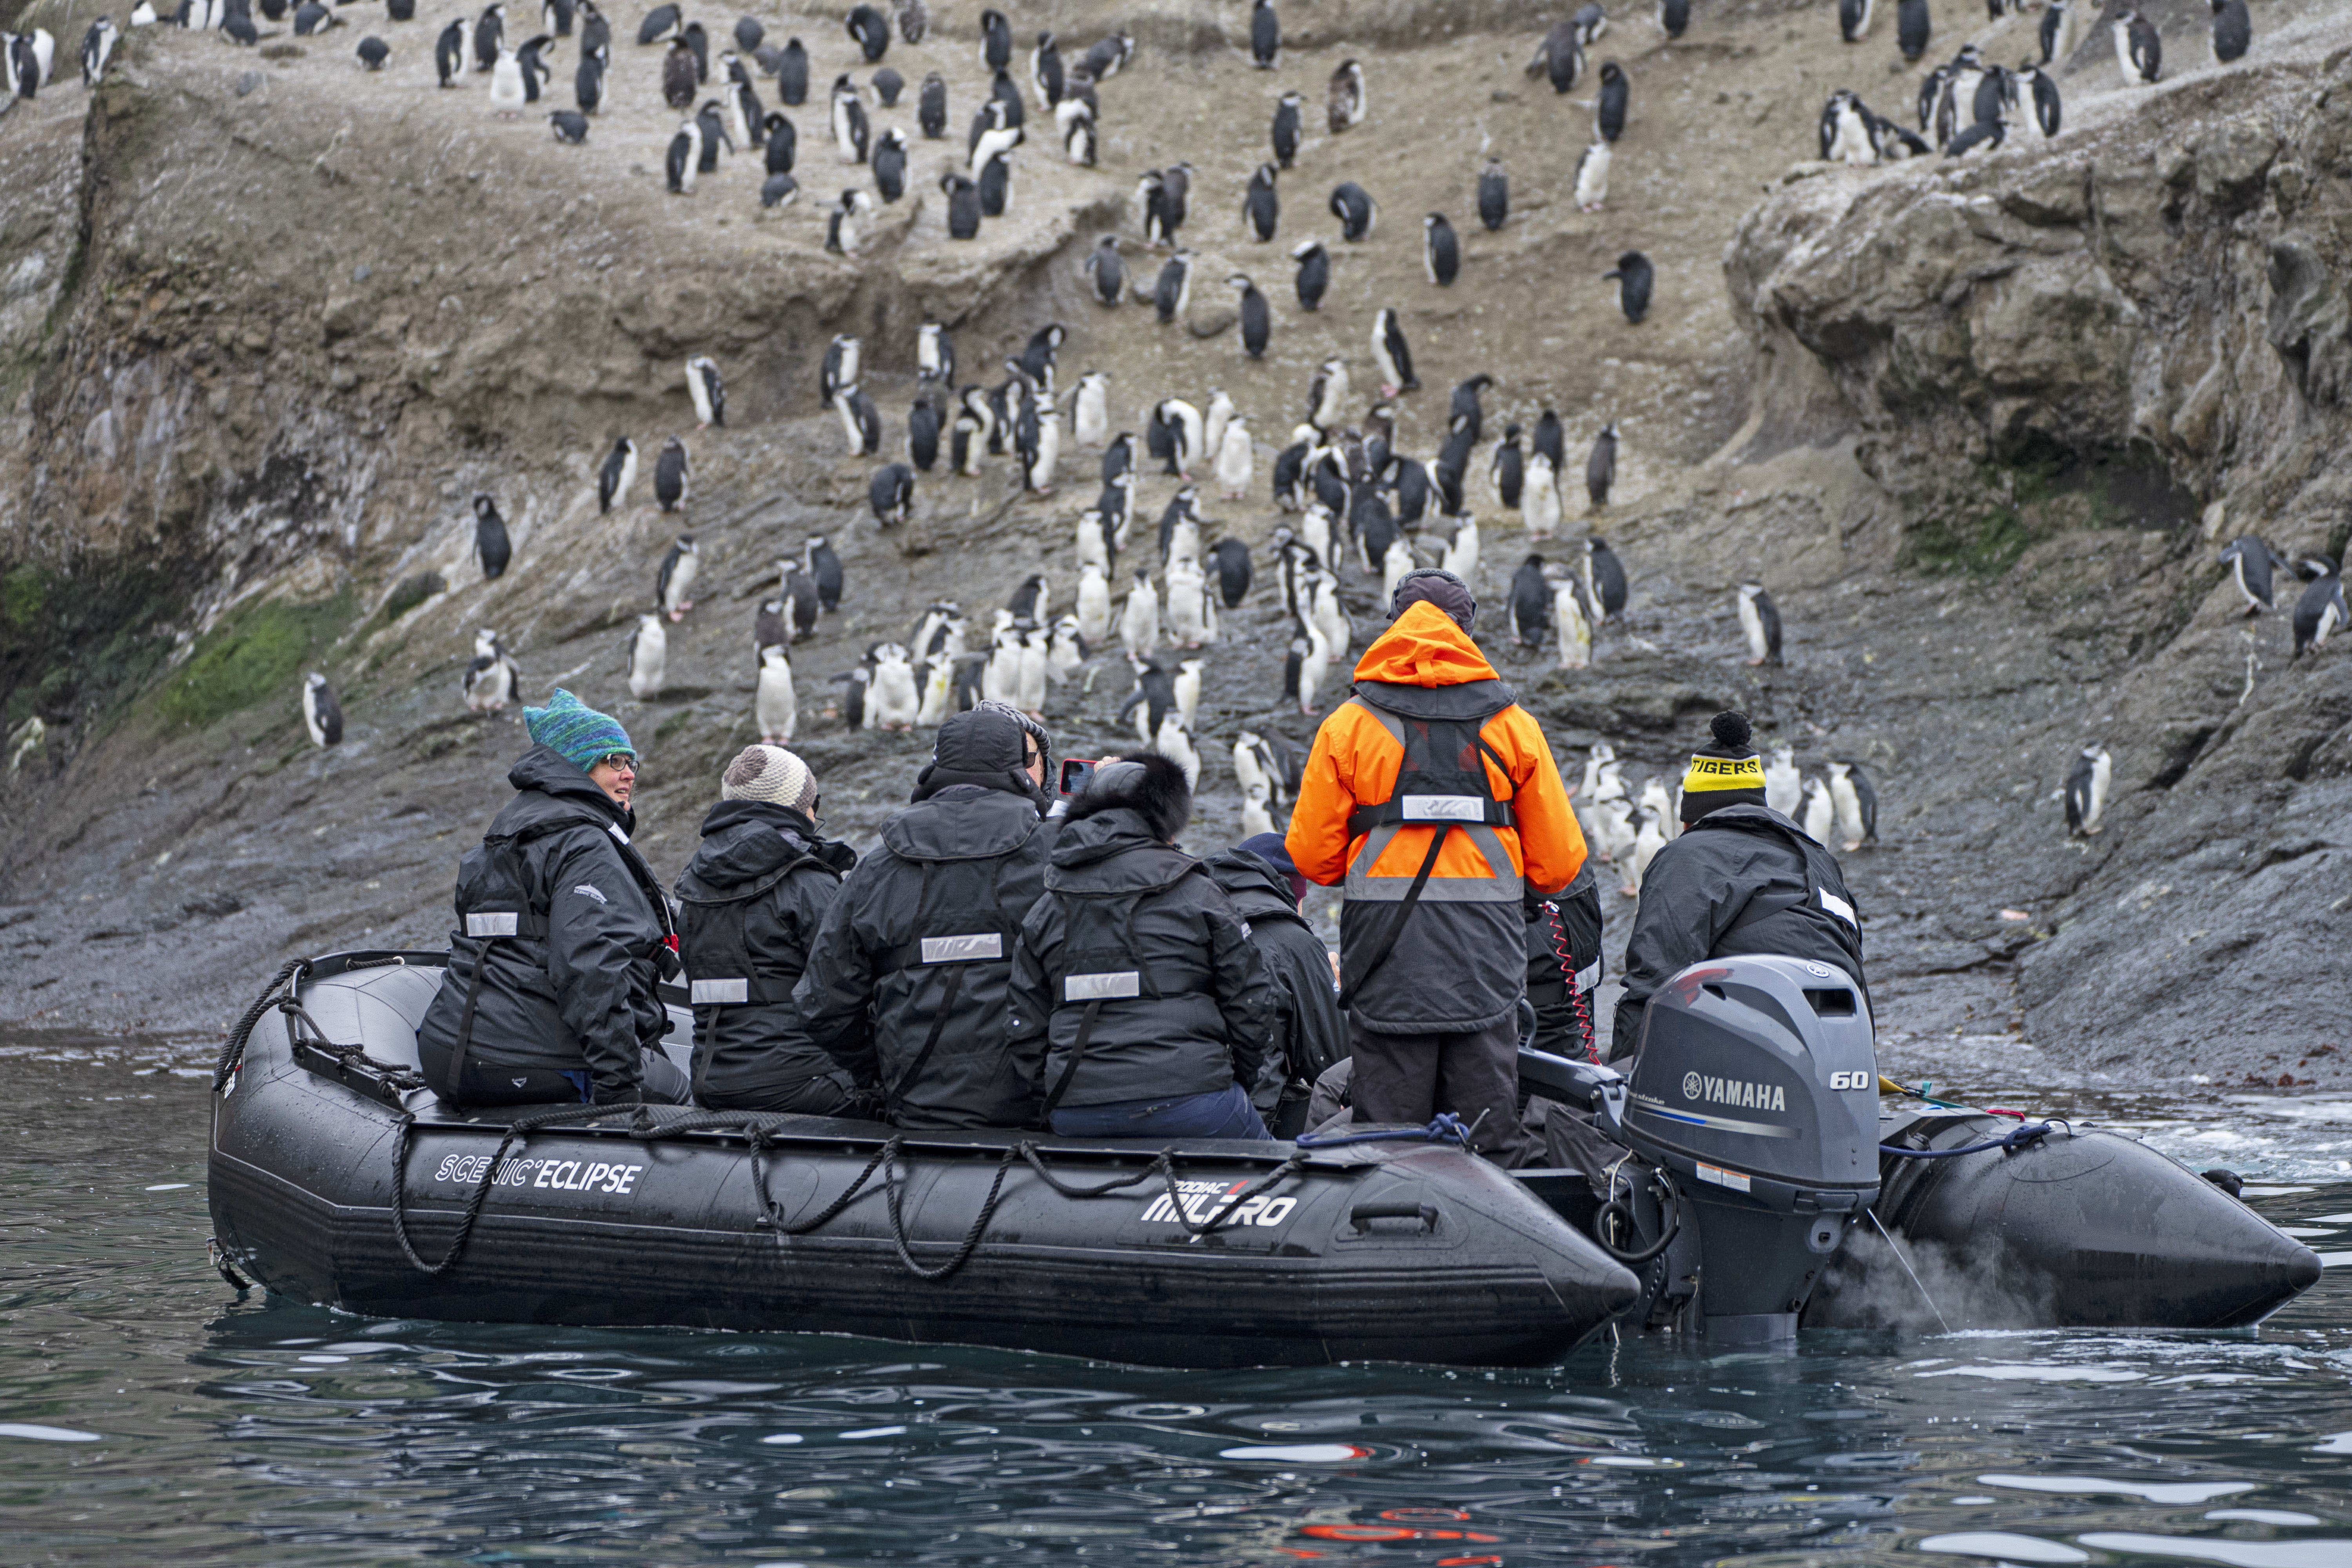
[4,1038,2350,1564]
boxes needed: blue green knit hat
[524,689,634,771]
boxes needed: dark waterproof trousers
[418,1041,691,1108]
[1348,1014,1535,1166]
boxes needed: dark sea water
[5,1031,2350,1567]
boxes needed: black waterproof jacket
[1009,808,1275,1112]
[1610,804,1866,1062]
[795,784,1053,1129]
[416,745,675,1103]
[1526,863,1606,1061]
[1201,847,1345,1115]
[675,799,862,1112]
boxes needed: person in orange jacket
[1286,569,1586,1163]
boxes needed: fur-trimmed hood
[1065,750,1192,842]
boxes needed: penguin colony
[51,0,2252,847]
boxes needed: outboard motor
[1521,954,1880,1343]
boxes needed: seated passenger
[416,690,690,1107]
[1611,710,1867,1062]
[675,745,865,1115]
[795,704,1056,1129]
[1202,833,1345,1137]
[1008,753,1276,1140]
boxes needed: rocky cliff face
[4,0,2349,1088]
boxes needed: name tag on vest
[690,978,750,1005]
[921,933,1004,964]
[1400,794,1485,822]
[1818,889,1857,929]
[1064,970,1140,1002]
[466,912,520,938]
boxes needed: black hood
[494,743,633,837]
[881,786,1045,862]
[911,707,1043,805]
[1201,847,1298,923]
[1045,806,1197,895]
[682,799,844,890]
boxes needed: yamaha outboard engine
[1521,954,1879,1343]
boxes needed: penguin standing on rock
[1250,0,1278,67]
[598,437,637,512]
[776,36,807,103]
[1510,555,1552,649]
[686,356,724,428]
[1152,251,1195,324]
[1478,159,1508,229]
[827,189,877,252]
[1828,760,1877,849]
[2293,559,2347,657]
[2022,67,2060,138]
[357,34,390,67]
[1139,168,1182,246]
[1031,28,1062,106]
[2114,8,2159,83]
[1588,536,1628,619]
[869,461,913,525]
[1604,251,1653,323]
[919,70,947,136]
[1659,0,1689,38]
[465,630,521,714]
[756,645,796,743]
[2219,534,2284,614]
[474,2,503,68]
[872,127,908,200]
[575,47,604,111]
[1272,90,1304,167]
[654,436,691,511]
[1530,20,1582,92]
[831,73,869,161]
[1330,181,1377,241]
[627,615,668,700]
[1369,309,1417,396]
[436,19,465,83]
[2039,0,2080,64]
[1230,274,1271,358]
[1595,60,1628,140]
[1074,370,1111,446]
[979,7,1010,70]
[1736,581,1781,665]
[806,536,844,612]
[846,2,887,62]
[835,387,882,454]
[662,36,697,107]
[942,173,982,238]
[657,534,699,620]
[1840,0,1871,43]
[1423,212,1459,285]
[1896,0,1929,61]
[1292,239,1330,310]
[821,335,860,406]
[1327,57,1365,131]
[473,494,510,579]
[666,119,703,193]
[1243,163,1280,243]
[1586,421,1617,508]
[1574,140,1611,211]
[1083,234,1126,305]
[302,673,344,748]
[2063,744,2110,835]
[1490,424,1524,510]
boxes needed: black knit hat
[1390,567,1477,633]
[1680,710,1768,825]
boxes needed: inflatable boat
[205,951,2320,1367]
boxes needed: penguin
[732,14,760,51]
[626,614,668,700]
[666,119,702,193]
[1736,581,1782,665]
[761,172,800,209]
[952,386,995,473]
[489,42,530,114]
[1292,239,1330,311]
[1442,514,1481,583]
[1063,370,1107,449]
[1151,250,1195,325]
[1423,212,1460,286]
[904,390,942,470]
[1271,89,1304,168]
[1870,111,1933,162]
[653,435,691,510]
[1971,62,2013,131]
[2063,744,2111,835]
[575,49,605,113]
[1944,118,2003,157]
[2023,67,2061,139]
[1021,405,1062,496]
[2039,0,2080,66]
[986,65,1026,130]
[1586,421,1618,508]
[725,67,764,147]
[130,0,159,25]
[1215,417,1254,503]
[1595,60,1629,141]
[1306,356,1350,432]
[577,0,606,52]
[1242,163,1281,244]
[473,1,503,67]
[846,1,886,62]
[1330,181,1377,242]
[1154,399,1205,479]
[1006,573,1049,625]
[895,0,925,46]
[301,671,344,747]
[80,17,117,83]
[1018,323,1065,389]
[684,356,724,429]
[1509,554,1552,649]
[656,534,699,621]
[2294,563,2347,657]
[1477,159,1508,231]
[1659,0,1690,38]
[1209,536,1253,610]
[1604,251,1653,323]
[754,594,790,657]
[1828,760,1877,849]
[919,70,947,137]
[1839,0,1871,43]
[292,1,336,34]
[1327,57,1366,131]
[472,494,510,578]
[755,644,797,742]
[827,189,877,254]
[1287,616,1334,715]
[1820,91,1872,163]
[636,2,678,42]
[978,5,1010,69]
[1370,309,1417,396]
[682,18,710,79]
[1800,778,1836,845]
[1588,535,1628,619]
[1074,562,1114,646]
[1896,0,1928,61]
[694,98,733,172]
[1167,557,1218,648]
[1120,567,1160,657]
[776,36,807,103]
[1159,484,1205,565]
[1553,576,1592,671]
[942,173,982,239]
[1031,28,1062,107]
[1379,535,1417,603]
[464,630,521,713]
[597,438,637,515]
[1137,169,1177,247]
[657,34,695,108]
[831,73,869,162]
[1060,100,1097,166]
[1488,424,1526,512]
[820,336,860,407]
[1764,744,1801,816]
[867,644,920,731]
[835,387,882,455]
[753,111,794,169]
[1530,20,1582,93]
[436,18,466,82]
[357,33,390,67]
[1079,30,1132,80]
[1308,570,1350,659]
[1242,0,1280,67]
[1203,389,1236,462]
[2114,8,2160,84]
[2219,534,2284,614]
[1047,614,1085,681]
[913,322,953,388]
[869,461,914,525]
[1573,139,1612,211]
[870,127,908,201]
[971,97,1022,172]
[782,563,822,640]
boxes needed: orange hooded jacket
[1286,602,1586,1029]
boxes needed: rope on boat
[1880,1120,2067,1159]
[212,959,308,1092]
[388,1103,648,1276]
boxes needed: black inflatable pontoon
[206,952,1642,1368]
[207,951,2321,1366]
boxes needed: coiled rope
[212,959,308,1092]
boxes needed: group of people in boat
[414,570,1867,1163]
